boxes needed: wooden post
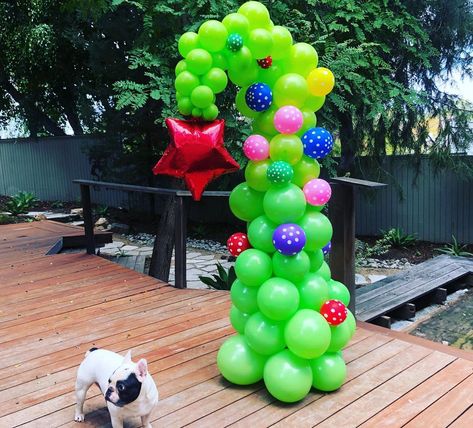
[174,195,187,289]
[80,184,95,255]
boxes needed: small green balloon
[186,48,212,75]
[236,86,259,119]
[227,45,253,71]
[307,249,324,272]
[175,71,200,96]
[328,279,351,306]
[264,349,313,403]
[257,61,284,87]
[317,261,331,281]
[286,43,319,77]
[235,249,273,288]
[230,305,251,334]
[327,321,353,352]
[222,13,250,39]
[230,279,259,313]
[257,277,299,321]
[177,97,192,116]
[211,52,228,70]
[263,184,306,224]
[202,68,228,93]
[252,106,278,137]
[228,63,258,86]
[292,155,320,187]
[217,335,266,385]
[247,28,273,59]
[310,353,347,392]
[247,215,277,253]
[270,134,304,165]
[296,109,317,137]
[198,20,228,52]
[345,309,356,335]
[175,59,188,76]
[178,32,200,58]
[190,85,214,109]
[266,161,293,186]
[229,182,264,221]
[297,272,329,310]
[238,1,271,29]
[245,312,286,355]
[285,309,331,359]
[273,73,309,108]
[202,103,219,121]
[245,159,271,192]
[304,94,325,112]
[273,251,310,283]
[297,211,332,251]
[271,26,293,60]
[191,107,202,117]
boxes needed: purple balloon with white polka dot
[322,241,331,255]
[272,223,306,256]
[245,82,272,112]
[301,127,334,160]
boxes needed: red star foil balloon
[152,118,240,200]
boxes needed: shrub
[436,236,473,257]
[4,191,38,215]
[199,263,236,290]
[381,228,417,248]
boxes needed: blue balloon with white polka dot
[245,83,272,112]
[272,223,306,256]
[322,241,331,255]
[301,127,334,160]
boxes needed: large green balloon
[273,73,309,108]
[271,26,292,60]
[238,1,271,29]
[248,28,273,58]
[328,279,351,306]
[304,94,326,112]
[190,85,214,109]
[236,86,259,118]
[285,309,331,359]
[245,312,286,355]
[252,106,278,137]
[230,305,251,334]
[217,335,266,385]
[202,104,219,121]
[286,43,318,77]
[307,249,324,272]
[186,48,212,75]
[310,353,347,392]
[297,272,329,311]
[263,184,306,224]
[227,45,253,71]
[235,249,273,287]
[202,68,228,93]
[327,320,353,352]
[247,215,276,253]
[178,32,200,58]
[198,20,228,52]
[257,277,299,321]
[296,109,317,137]
[292,155,320,187]
[345,309,356,335]
[257,62,284,87]
[297,211,333,251]
[264,349,313,403]
[272,251,310,283]
[230,279,259,314]
[175,71,200,96]
[211,52,228,70]
[316,261,331,281]
[229,182,264,221]
[222,13,250,39]
[228,63,258,87]
[245,159,271,192]
[175,59,187,76]
[177,97,192,116]
[269,134,303,165]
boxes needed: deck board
[0,221,472,427]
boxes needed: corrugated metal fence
[0,136,472,243]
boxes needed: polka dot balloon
[227,33,243,52]
[257,56,272,69]
[243,134,270,161]
[227,232,251,257]
[245,82,272,112]
[272,223,306,256]
[267,161,293,185]
[322,241,332,255]
[273,106,304,134]
[303,178,332,206]
[320,300,348,325]
[301,127,334,160]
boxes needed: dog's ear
[123,350,132,363]
[135,358,148,382]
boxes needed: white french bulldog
[74,348,159,428]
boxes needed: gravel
[357,257,413,269]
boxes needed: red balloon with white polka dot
[227,232,251,257]
[320,299,348,325]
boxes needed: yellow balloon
[307,67,335,97]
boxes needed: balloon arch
[154,1,355,403]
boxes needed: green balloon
[191,107,202,117]
[257,277,299,321]
[247,215,277,253]
[227,45,253,71]
[190,85,214,109]
[245,312,286,355]
[307,249,324,272]
[229,182,264,221]
[327,321,353,352]
[273,73,309,108]
[304,94,325,112]
[296,109,317,137]
[297,211,332,251]
[317,261,331,281]
[177,97,192,116]
[236,86,259,119]
[202,68,228,93]
[252,106,277,137]
[211,52,228,70]
[292,155,320,187]
[230,279,259,313]
[328,279,351,306]
[198,20,228,52]
[228,63,258,86]
[217,335,266,385]
[271,26,293,60]
[245,160,271,192]
[286,43,318,77]
[345,309,356,335]
[285,309,331,359]
[266,161,293,186]
[297,272,329,310]
[202,104,219,121]
[270,134,303,165]
[230,305,251,334]
[310,353,347,392]
[186,48,212,75]
[273,251,310,283]
[238,1,271,29]
[175,59,187,76]
[234,249,272,287]
[264,349,313,403]
[257,61,284,87]
[175,71,200,96]
[248,28,273,59]
[222,13,250,39]
[263,184,306,224]
[178,32,200,58]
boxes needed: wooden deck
[0,221,472,427]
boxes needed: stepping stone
[121,245,138,251]
[368,274,387,283]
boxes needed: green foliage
[50,200,64,209]
[95,204,110,217]
[5,192,38,215]
[381,228,417,248]
[436,235,473,257]
[199,262,236,290]
[355,238,391,262]
[0,214,14,225]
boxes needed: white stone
[121,245,138,251]
[368,274,387,283]
[355,273,368,285]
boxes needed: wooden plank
[449,406,473,428]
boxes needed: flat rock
[355,273,368,285]
[367,274,387,283]
[121,245,138,251]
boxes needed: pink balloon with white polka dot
[273,106,304,134]
[303,178,332,206]
[243,134,270,161]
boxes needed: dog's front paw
[74,412,85,422]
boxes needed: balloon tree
[155,1,356,402]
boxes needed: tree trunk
[60,86,84,135]
[338,112,357,175]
